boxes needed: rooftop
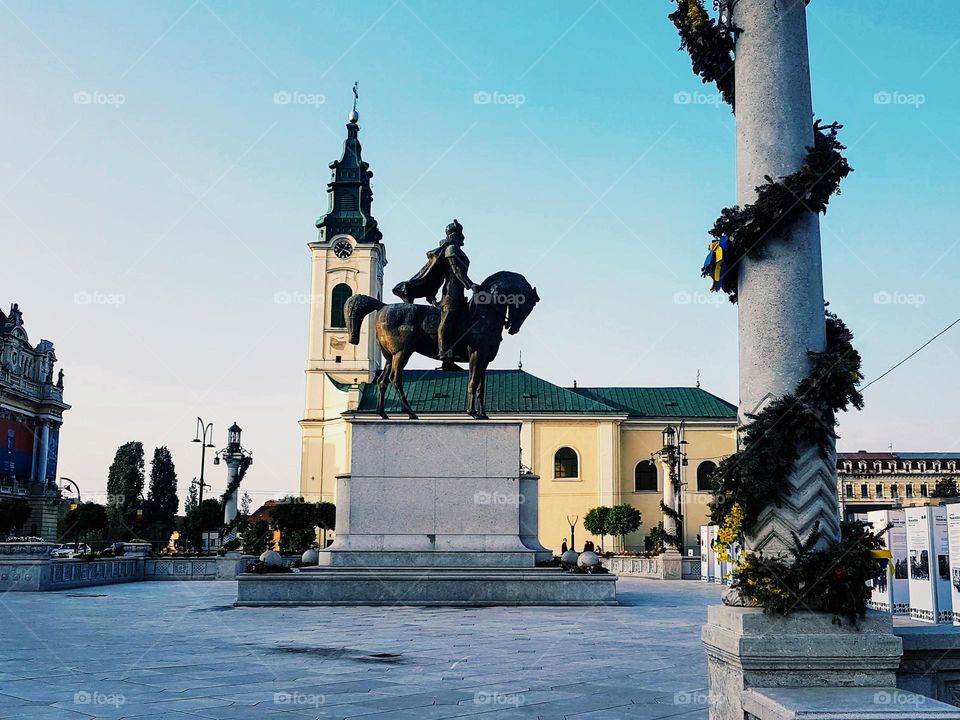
[353,369,737,419]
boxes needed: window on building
[875,484,884,498]
[891,484,899,498]
[860,484,868,497]
[696,461,718,492]
[554,447,579,479]
[634,460,658,492]
[330,284,353,328]
[921,484,929,497]
[845,484,853,498]
[906,485,914,498]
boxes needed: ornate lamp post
[658,422,688,554]
[213,422,253,526]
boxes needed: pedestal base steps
[236,566,617,607]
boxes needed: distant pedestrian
[561,540,568,554]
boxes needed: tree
[240,519,271,556]
[106,441,145,530]
[316,502,336,547]
[184,481,199,515]
[271,497,322,554]
[0,498,31,537]
[583,506,612,552]
[933,477,958,499]
[62,503,108,547]
[606,504,642,550]
[147,447,179,536]
[184,499,222,553]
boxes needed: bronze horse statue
[344,271,538,419]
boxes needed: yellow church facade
[298,108,737,555]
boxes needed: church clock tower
[300,103,386,502]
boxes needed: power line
[862,316,960,392]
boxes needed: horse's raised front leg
[391,350,418,419]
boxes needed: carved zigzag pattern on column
[747,443,840,556]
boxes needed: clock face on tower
[333,239,353,259]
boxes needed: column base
[702,605,903,720]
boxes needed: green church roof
[571,386,737,419]
[352,369,735,419]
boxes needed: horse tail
[345,295,384,345]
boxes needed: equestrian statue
[344,219,539,419]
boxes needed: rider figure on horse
[393,219,480,369]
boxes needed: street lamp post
[192,417,215,507]
[658,421,689,554]
[60,476,81,505]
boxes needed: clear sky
[3,1,958,510]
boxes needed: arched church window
[554,447,579,479]
[697,461,718,492]
[634,461,657,492]
[330,284,352,328]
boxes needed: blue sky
[2,1,958,507]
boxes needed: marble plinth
[237,419,615,606]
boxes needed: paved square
[0,578,722,719]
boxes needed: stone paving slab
[0,578,721,719]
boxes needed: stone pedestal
[702,606,904,720]
[237,419,615,606]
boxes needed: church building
[298,108,737,553]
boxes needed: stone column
[702,4,903,719]
[735,0,836,555]
[36,422,49,485]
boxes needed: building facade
[0,304,70,539]
[838,451,960,518]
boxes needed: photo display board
[946,505,960,624]
[712,525,727,585]
[906,506,938,622]
[700,525,714,582]
[867,509,909,614]
[933,506,953,623]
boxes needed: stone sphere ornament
[300,548,320,566]
[259,550,283,567]
[577,551,600,568]
[560,549,580,566]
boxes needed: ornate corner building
[0,304,70,539]
[838,450,960,517]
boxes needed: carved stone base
[702,605,903,720]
